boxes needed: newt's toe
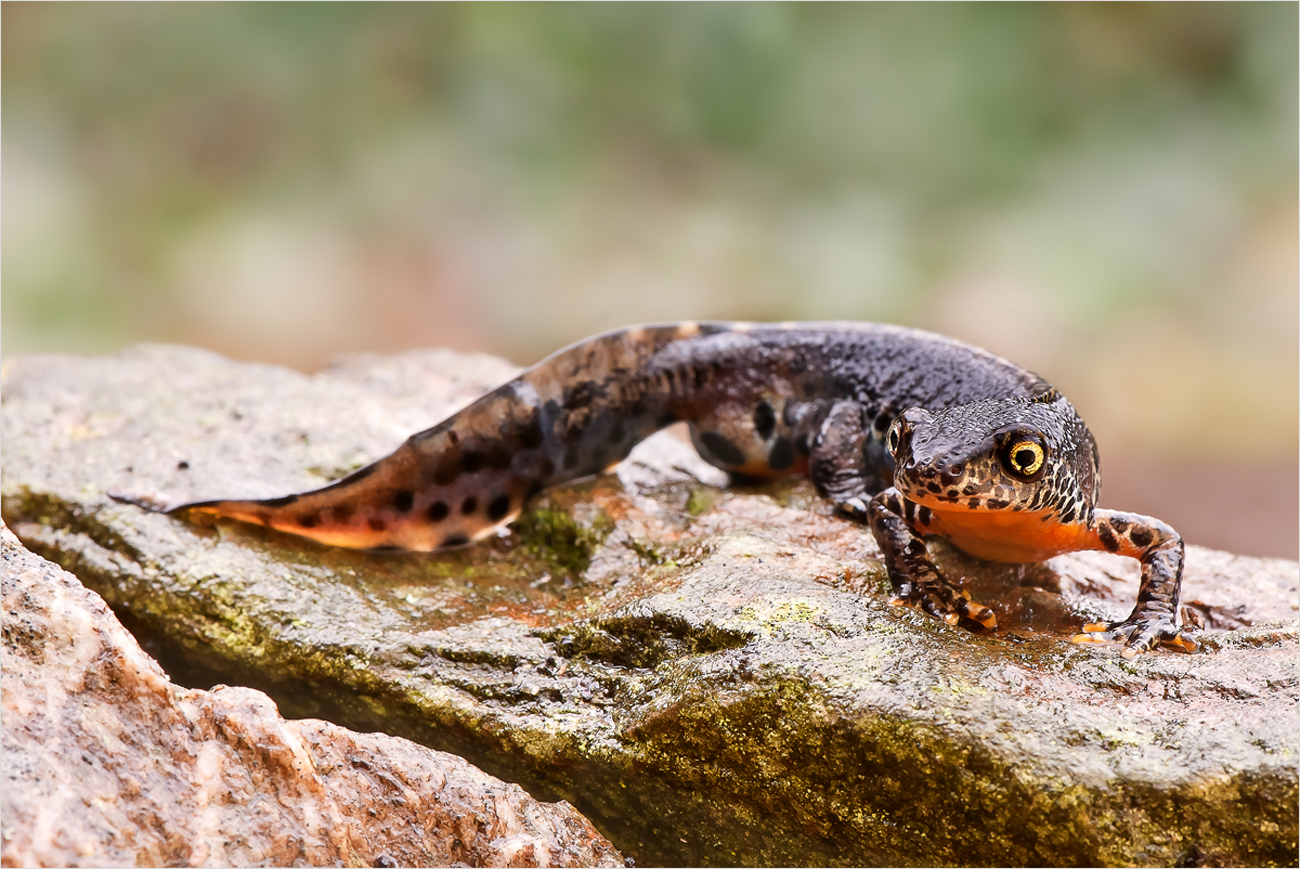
[838,497,870,521]
[967,604,998,630]
[1160,633,1198,654]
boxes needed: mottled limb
[866,488,997,629]
[1072,509,1197,657]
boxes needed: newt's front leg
[866,488,998,629]
[1072,509,1197,657]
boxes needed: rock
[1,524,623,868]
[3,345,1297,867]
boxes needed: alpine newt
[147,322,1197,656]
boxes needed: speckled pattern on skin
[144,322,1197,656]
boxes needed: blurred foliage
[3,3,1296,458]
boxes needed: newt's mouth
[895,472,975,507]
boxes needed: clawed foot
[890,583,998,631]
[1072,617,1198,657]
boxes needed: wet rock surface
[1,525,623,868]
[3,345,1297,867]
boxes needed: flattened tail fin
[108,489,270,516]
[108,490,190,513]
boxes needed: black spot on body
[298,512,320,528]
[462,452,483,474]
[795,433,810,455]
[768,437,795,471]
[926,482,943,494]
[518,418,544,450]
[487,494,511,521]
[625,393,649,417]
[1110,517,1129,533]
[442,533,470,548]
[968,499,981,509]
[332,506,354,523]
[369,545,403,554]
[177,461,190,470]
[986,499,1009,510]
[261,494,299,508]
[1060,507,1076,523]
[1129,526,1155,549]
[461,496,478,515]
[434,459,460,486]
[946,489,958,499]
[393,490,414,512]
[368,517,387,532]
[1098,525,1120,552]
[917,505,932,526]
[427,501,449,522]
[700,432,746,466]
[447,430,459,446]
[753,402,776,440]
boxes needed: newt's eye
[886,422,902,457]
[1005,440,1046,478]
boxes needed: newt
[139,321,1198,656]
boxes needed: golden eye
[1008,441,1045,477]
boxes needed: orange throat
[917,503,1090,564]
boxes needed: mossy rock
[3,345,1297,866]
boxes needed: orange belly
[922,506,1089,563]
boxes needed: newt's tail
[159,323,726,551]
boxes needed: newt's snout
[901,456,965,482]
[890,408,973,493]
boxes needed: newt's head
[886,392,1099,526]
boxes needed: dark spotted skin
[162,321,1196,656]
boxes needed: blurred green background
[4,3,1296,557]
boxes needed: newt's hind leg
[1072,509,1197,656]
[865,488,998,630]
